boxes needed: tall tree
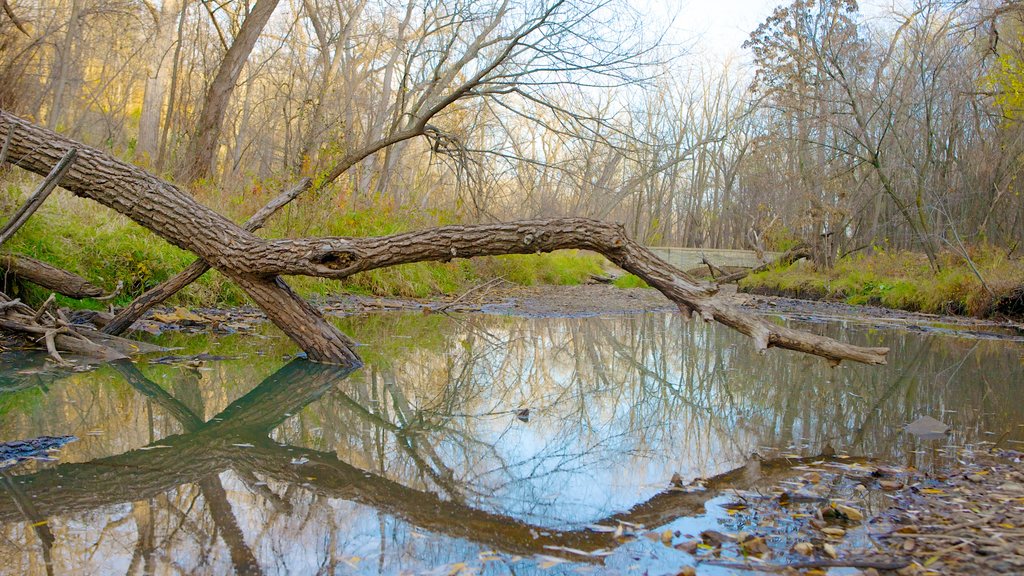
[179,0,280,182]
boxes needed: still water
[0,310,1022,574]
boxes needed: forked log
[0,110,888,366]
[102,178,311,336]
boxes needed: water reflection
[0,312,1022,574]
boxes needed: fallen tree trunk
[0,110,888,366]
[102,178,311,336]
[1,253,104,299]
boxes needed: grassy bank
[739,247,1024,318]
[1,180,605,309]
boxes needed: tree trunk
[0,109,887,366]
[178,0,281,182]
[136,0,184,166]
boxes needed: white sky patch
[639,0,909,64]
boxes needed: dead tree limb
[0,148,76,246]
[0,110,887,366]
[1,254,104,299]
[103,178,310,336]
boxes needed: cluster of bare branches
[0,0,1019,258]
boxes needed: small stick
[31,293,56,322]
[0,148,77,247]
[0,297,22,312]
[434,276,506,313]
[42,329,66,364]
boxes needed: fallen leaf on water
[792,542,814,556]
[823,543,838,559]
[880,479,903,490]
[833,503,865,521]
[821,527,846,538]
[675,540,699,554]
[446,562,468,575]
[739,536,769,556]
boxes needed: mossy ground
[0,179,605,309]
[740,247,1024,318]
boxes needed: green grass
[0,179,605,308]
[612,274,649,289]
[740,246,1024,317]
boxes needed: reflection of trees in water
[1,313,1022,573]
[1,358,839,575]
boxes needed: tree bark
[179,0,281,182]
[0,110,887,366]
[1,254,103,299]
[102,178,310,336]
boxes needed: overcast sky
[648,0,904,63]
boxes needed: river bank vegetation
[740,246,1024,319]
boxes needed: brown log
[0,148,76,246]
[1,253,104,298]
[0,110,887,366]
[102,178,310,336]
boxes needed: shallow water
[0,310,1021,575]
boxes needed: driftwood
[0,291,161,362]
[0,110,888,366]
[102,178,311,335]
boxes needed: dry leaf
[793,542,814,556]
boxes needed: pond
[1,309,1022,575]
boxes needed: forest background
[2,0,1023,316]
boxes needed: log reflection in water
[1,356,841,566]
